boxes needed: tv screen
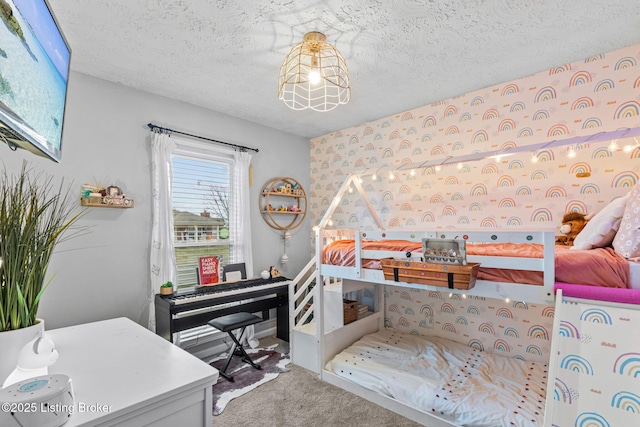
[0,0,71,162]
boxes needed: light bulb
[309,69,321,85]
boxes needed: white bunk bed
[299,174,638,427]
[315,228,556,427]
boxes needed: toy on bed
[555,212,591,246]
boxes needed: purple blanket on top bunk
[555,283,640,304]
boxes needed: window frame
[171,145,235,289]
[169,142,240,344]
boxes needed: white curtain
[230,150,257,347]
[230,150,254,278]
[148,131,177,332]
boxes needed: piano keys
[155,276,290,343]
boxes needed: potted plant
[160,281,174,295]
[0,163,86,383]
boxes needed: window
[171,148,234,290]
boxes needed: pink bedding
[322,239,630,288]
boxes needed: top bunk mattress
[322,239,631,288]
[326,328,546,427]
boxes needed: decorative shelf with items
[80,184,134,208]
[259,177,306,231]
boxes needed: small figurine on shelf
[266,204,274,211]
[291,182,302,195]
[289,205,300,212]
[278,183,292,194]
[279,205,287,212]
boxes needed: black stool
[208,312,263,381]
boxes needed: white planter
[0,319,45,386]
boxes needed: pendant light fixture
[278,31,350,112]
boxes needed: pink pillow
[613,183,640,259]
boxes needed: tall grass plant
[0,163,86,331]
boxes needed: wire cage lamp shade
[278,32,350,112]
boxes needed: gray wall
[0,71,311,330]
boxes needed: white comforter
[327,328,546,427]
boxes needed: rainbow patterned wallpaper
[310,43,640,362]
[384,288,554,364]
[309,43,640,231]
[551,299,640,426]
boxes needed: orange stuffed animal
[555,212,590,246]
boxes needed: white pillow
[612,183,640,259]
[571,193,630,250]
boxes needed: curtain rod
[147,123,259,153]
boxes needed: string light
[355,132,639,183]
[623,138,639,153]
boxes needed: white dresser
[47,317,218,426]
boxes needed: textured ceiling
[48,0,640,139]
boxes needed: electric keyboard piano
[155,276,290,343]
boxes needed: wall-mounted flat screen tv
[0,0,71,163]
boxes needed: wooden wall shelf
[80,197,134,208]
[259,177,306,230]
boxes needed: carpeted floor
[212,337,424,427]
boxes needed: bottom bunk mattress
[327,328,546,427]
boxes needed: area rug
[210,344,290,415]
